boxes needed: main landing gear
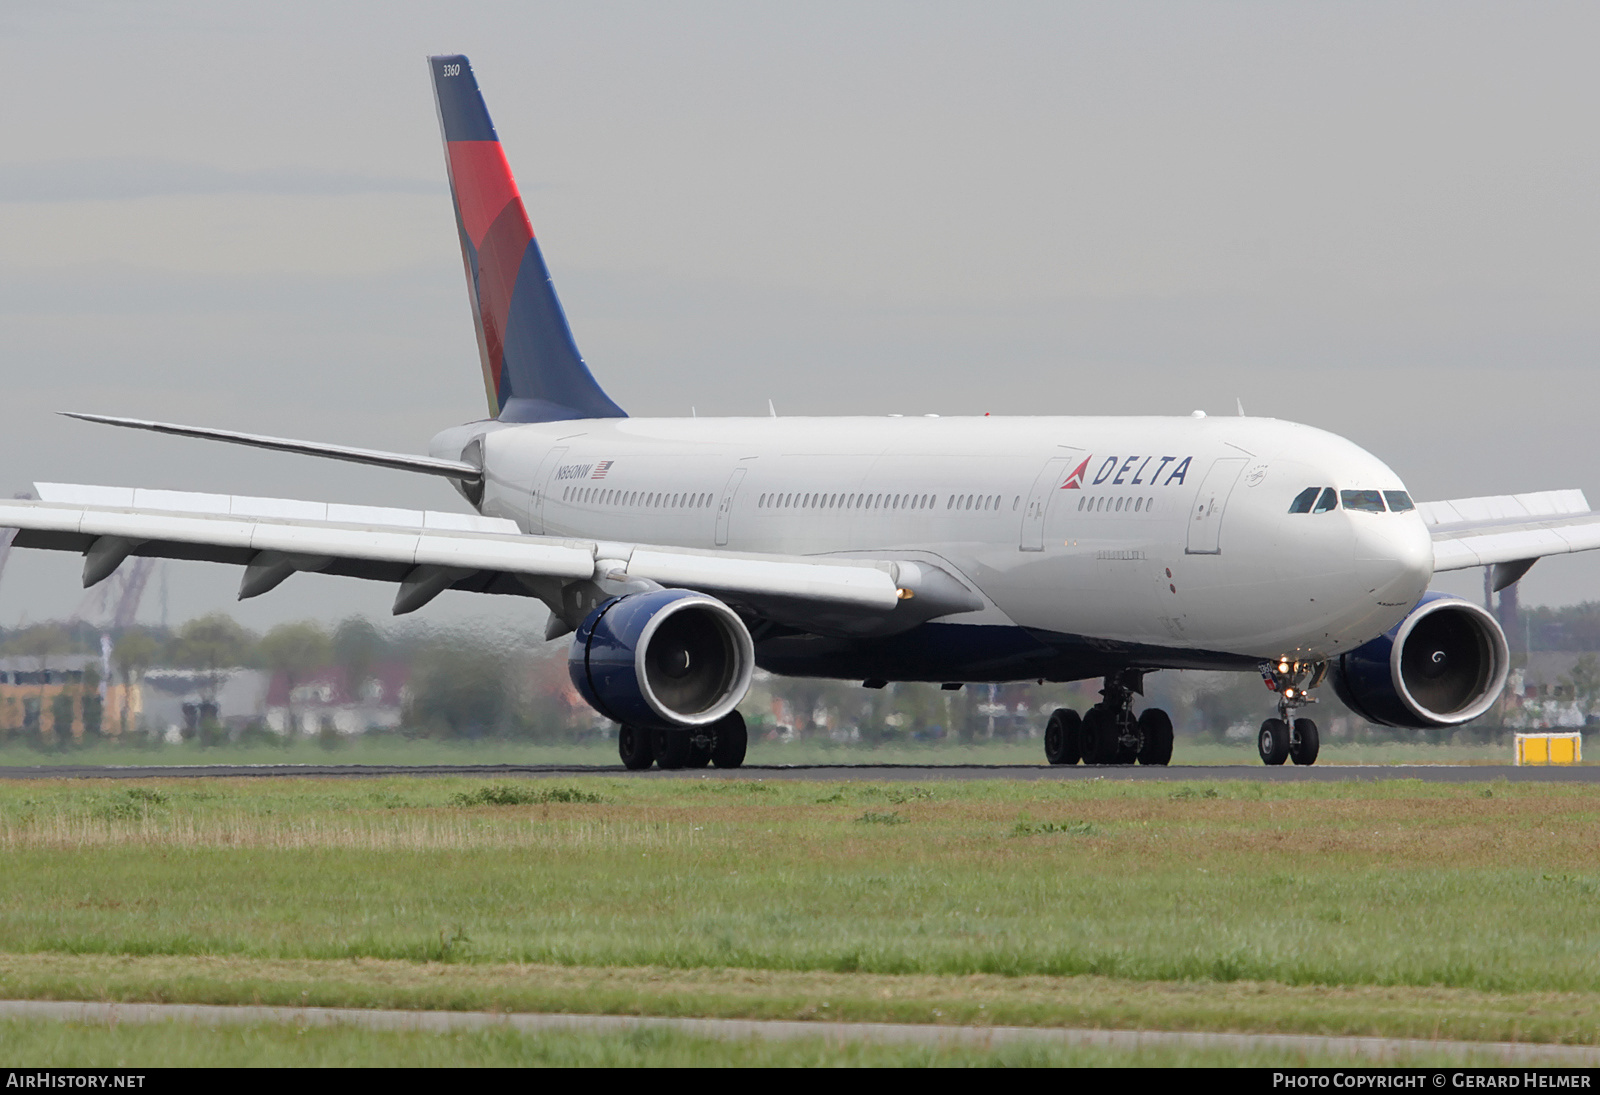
[617,710,749,771]
[1044,670,1173,766]
[1256,658,1324,766]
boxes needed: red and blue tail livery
[430,55,625,423]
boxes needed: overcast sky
[2,1,1598,632]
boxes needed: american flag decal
[591,461,614,479]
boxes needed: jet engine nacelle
[1330,593,1510,729]
[568,589,755,730]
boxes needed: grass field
[2,1019,1544,1068]
[0,734,1557,768]
[0,774,1596,1065]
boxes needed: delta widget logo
[1060,457,1092,490]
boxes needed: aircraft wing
[1420,488,1600,589]
[0,484,981,632]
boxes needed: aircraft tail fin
[429,55,625,423]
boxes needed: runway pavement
[0,762,1596,781]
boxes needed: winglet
[429,55,626,423]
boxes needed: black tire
[1081,706,1118,765]
[711,710,748,769]
[1258,718,1290,766]
[652,727,691,770]
[1290,718,1320,766]
[1137,708,1174,765]
[618,724,654,770]
[1044,708,1082,765]
[685,737,712,768]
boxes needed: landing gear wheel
[1290,718,1320,766]
[652,727,691,770]
[685,737,712,768]
[1258,718,1290,766]
[1136,708,1174,766]
[1044,708,1082,765]
[1114,722,1140,765]
[618,725,654,770]
[1081,706,1118,765]
[711,710,748,769]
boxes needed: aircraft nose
[1355,513,1434,604]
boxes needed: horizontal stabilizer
[60,412,481,483]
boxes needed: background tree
[407,637,510,738]
[1564,653,1600,725]
[49,691,74,747]
[112,631,160,735]
[78,661,102,741]
[170,614,255,740]
[259,621,332,737]
[5,624,71,747]
[331,617,383,701]
[7,622,71,674]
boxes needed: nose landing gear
[1257,659,1325,766]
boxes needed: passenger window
[1341,490,1385,513]
[1288,487,1319,514]
[1312,488,1338,513]
[1383,491,1415,513]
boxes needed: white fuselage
[433,413,1434,673]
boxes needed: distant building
[138,668,270,741]
[1503,653,1600,730]
[263,663,410,735]
[0,654,139,739]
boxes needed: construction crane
[71,557,156,632]
[0,490,154,633]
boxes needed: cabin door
[715,465,750,546]
[1184,457,1247,555]
[1019,449,1083,551]
[529,446,569,534]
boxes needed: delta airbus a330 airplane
[4,56,1598,769]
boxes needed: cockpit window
[1288,487,1319,514]
[1383,490,1415,513]
[1341,489,1385,513]
[1312,487,1339,513]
